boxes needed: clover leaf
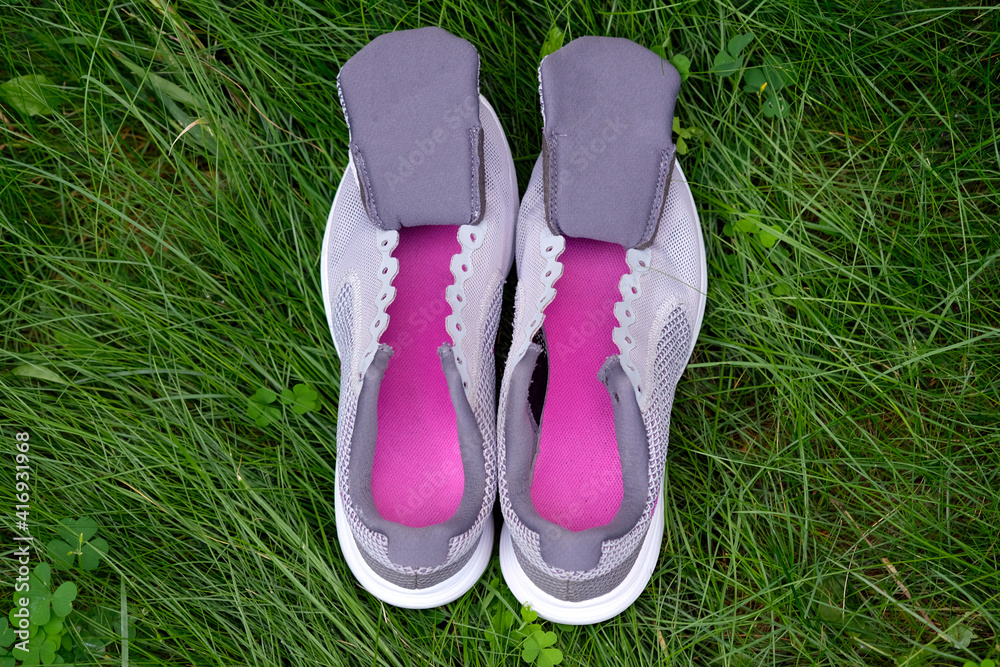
[247,387,280,426]
[510,605,564,666]
[46,541,75,571]
[762,92,789,119]
[512,622,538,643]
[13,625,61,666]
[672,117,703,155]
[521,604,538,624]
[50,583,76,619]
[11,636,38,666]
[537,647,564,667]
[57,517,98,544]
[743,55,792,94]
[8,579,76,664]
[280,383,319,415]
[710,51,741,78]
[726,210,785,248]
[522,628,556,660]
[736,210,760,234]
[252,387,276,404]
[758,224,782,247]
[522,628,563,667]
[742,66,768,94]
[8,563,74,643]
[39,634,58,665]
[80,538,109,570]
[669,53,691,82]
[49,517,108,571]
[652,47,691,83]
[711,32,754,78]
[728,33,755,58]
[1,619,16,666]
[21,563,52,625]
[0,619,14,648]
[539,24,565,62]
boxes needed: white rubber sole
[499,160,707,625]
[499,486,665,625]
[335,477,494,608]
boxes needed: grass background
[2,0,999,665]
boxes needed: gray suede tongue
[539,37,681,249]
[337,27,484,230]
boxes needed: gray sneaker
[497,36,707,623]
[322,27,517,607]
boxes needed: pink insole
[530,238,628,532]
[372,225,465,528]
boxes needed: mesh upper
[331,282,355,362]
[498,155,704,592]
[324,96,516,580]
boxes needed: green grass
[2,1,999,665]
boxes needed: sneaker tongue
[538,37,680,249]
[338,27,484,230]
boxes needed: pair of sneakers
[321,27,706,625]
